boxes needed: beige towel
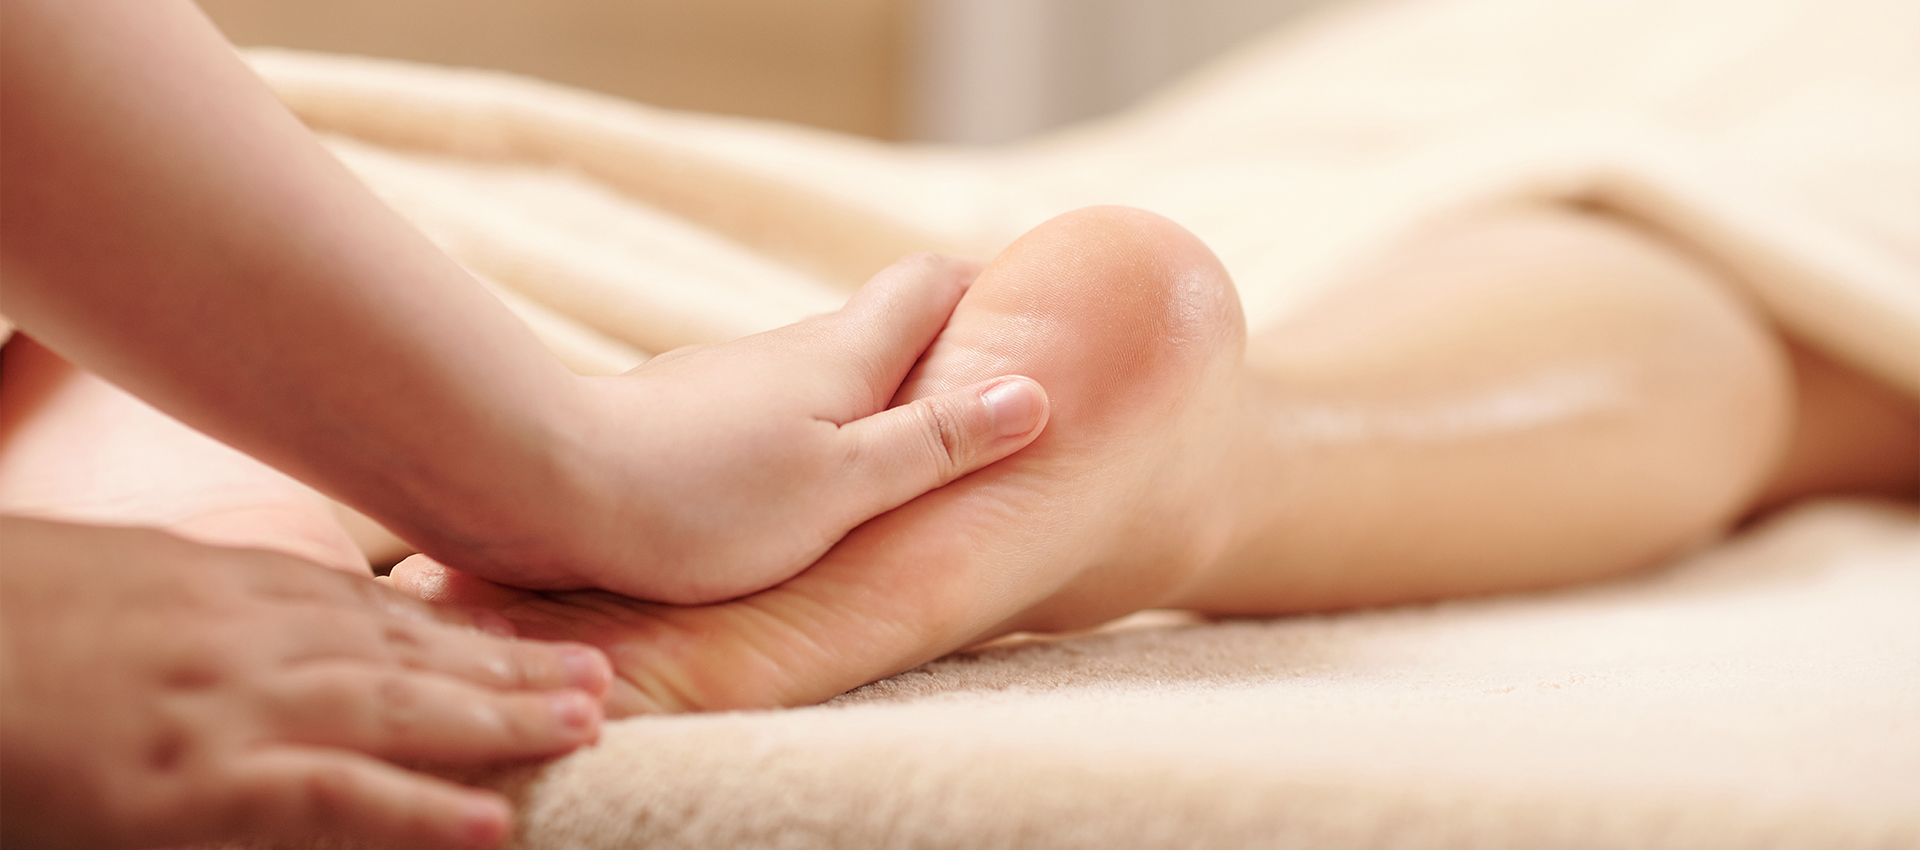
[228,0,1916,845]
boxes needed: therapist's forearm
[0,0,588,554]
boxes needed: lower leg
[1175,203,1801,611]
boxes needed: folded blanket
[249,0,1920,393]
[450,501,1920,849]
[228,0,1916,845]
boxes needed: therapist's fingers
[265,664,600,761]
[369,607,612,696]
[825,374,1046,526]
[388,477,1029,717]
[815,253,983,398]
[227,748,514,849]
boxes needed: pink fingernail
[550,691,599,732]
[983,378,1044,438]
[457,795,511,847]
[560,646,611,694]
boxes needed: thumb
[834,376,1048,518]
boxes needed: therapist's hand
[0,518,613,850]
[508,253,1049,605]
[388,207,1248,715]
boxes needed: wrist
[382,370,605,588]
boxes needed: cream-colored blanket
[236,0,1917,845]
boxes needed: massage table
[216,0,1918,844]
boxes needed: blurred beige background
[199,0,1327,142]
[197,0,907,138]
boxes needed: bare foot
[392,207,1252,714]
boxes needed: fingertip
[392,556,531,610]
[980,376,1048,441]
[389,554,446,599]
[455,792,514,848]
[946,255,988,288]
[828,253,992,398]
[846,252,978,320]
[559,644,614,696]
[837,374,1050,518]
[890,251,979,281]
[548,689,605,741]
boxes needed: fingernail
[549,691,599,732]
[560,646,611,694]
[456,795,511,847]
[469,610,516,639]
[983,378,1044,438]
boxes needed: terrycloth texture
[231,0,1918,845]
[446,501,1920,849]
